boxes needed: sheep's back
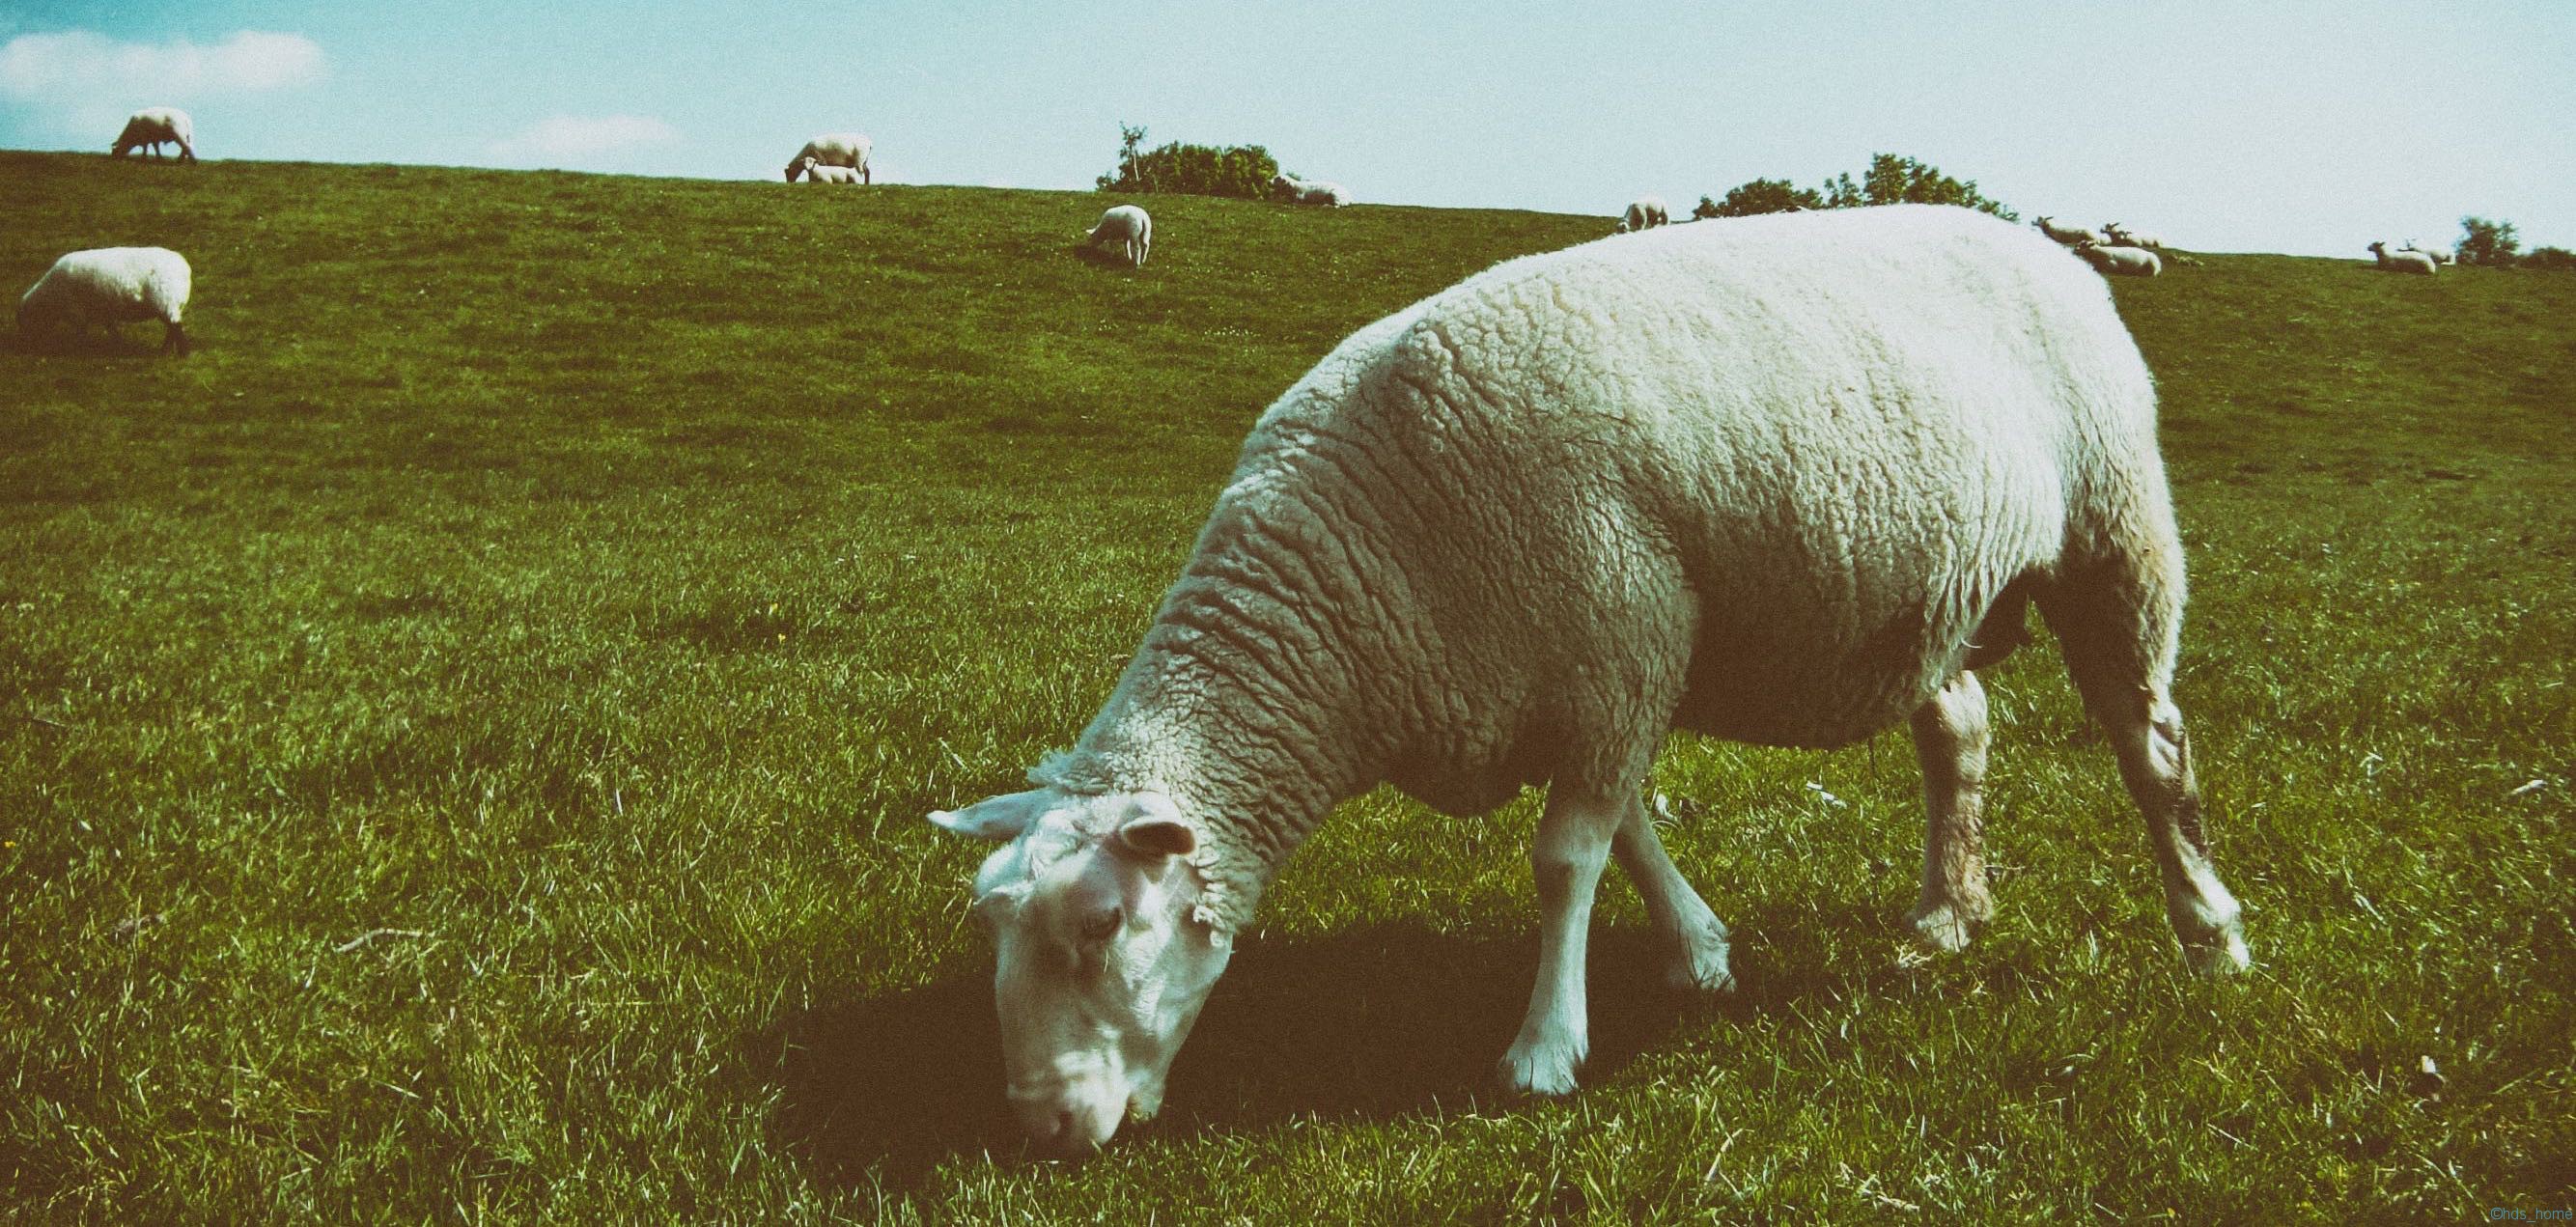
[1244,205,2156,767]
[24,248,189,324]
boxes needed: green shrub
[2522,245,2576,271]
[1096,124,1283,200]
[1704,153,2015,222]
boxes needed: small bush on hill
[1703,178,1826,218]
[1096,124,1282,200]
[2520,245,2575,271]
[1702,153,2015,220]
[2458,215,2521,266]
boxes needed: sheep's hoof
[1906,898,1989,954]
[1497,1035,1586,1099]
[1665,925,1737,995]
[2178,926,2252,977]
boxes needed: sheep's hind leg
[1907,670,1997,952]
[2042,560,2251,974]
[1612,802,1733,992]
[2098,684,2248,973]
[1500,787,1630,1097]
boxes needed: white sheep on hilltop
[111,107,195,163]
[2367,241,2438,275]
[1615,195,1669,233]
[2034,215,2102,246]
[2397,239,2453,265]
[18,247,193,356]
[2075,237,2163,277]
[795,157,859,184]
[1270,174,1349,207]
[929,204,2251,1156]
[1083,204,1152,267]
[784,133,870,182]
[2104,222,2167,250]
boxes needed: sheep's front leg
[1612,802,1733,992]
[1500,789,1627,1097]
[1906,670,1996,952]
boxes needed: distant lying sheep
[2367,241,2438,275]
[1270,174,1349,207]
[2103,223,2167,250]
[18,247,193,356]
[1084,204,1152,267]
[1615,195,1669,234]
[796,157,859,184]
[2034,215,2101,246]
[111,107,195,163]
[785,133,870,183]
[2074,238,2162,277]
[2397,239,2453,265]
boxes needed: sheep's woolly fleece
[1038,204,2169,934]
[19,247,192,331]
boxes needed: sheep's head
[929,788,1230,1157]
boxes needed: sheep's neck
[1067,572,1368,888]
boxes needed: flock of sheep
[1617,194,2459,283]
[14,112,1359,345]
[1616,195,2192,278]
[28,102,2478,358]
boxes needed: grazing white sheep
[1083,204,1153,267]
[18,247,193,356]
[930,204,2249,1154]
[2075,238,2163,277]
[795,157,859,184]
[1615,195,1669,234]
[2034,215,2102,246]
[2367,241,2438,275]
[1269,174,1350,207]
[2103,223,2167,250]
[111,107,195,163]
[784,133,870,183]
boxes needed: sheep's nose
[1021,1105,1106,1157]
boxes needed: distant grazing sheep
[2397,239,2453,265]
[111,107,195,163]
[18,247,192,356]
[1615,195,1669,234]
[1084,204,1152,267]
[2034,215,2102,246]
[2074,238,2162,277]
[930,204,2248,1156]
[785,133,870,183]
[2103,223,2167,250]
[796,157,859,184]
[2367,241,2438,275]
[1270,174,1349,207]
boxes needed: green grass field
[3,150,2571,1222]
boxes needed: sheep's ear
[928,789,1051,840]
[1114,795,1197,859]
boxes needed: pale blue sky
[4,1,2569,256]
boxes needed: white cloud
[0,30,325,101]
[488,114,681,164]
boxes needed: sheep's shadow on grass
[759,922,1766,1191]
[10,327,171,357]
[1068,241,1142,270]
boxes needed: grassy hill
[3,151,2570,1221]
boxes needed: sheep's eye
[1080,906,1124,944]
